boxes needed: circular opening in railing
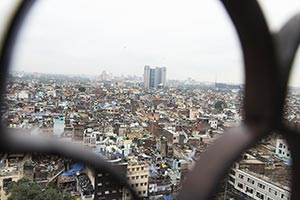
[0,0,249,199]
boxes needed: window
[229,176,235,184]
[238,174,244,179]
[246,187,253,194]
[247,178,255,184]
[258,183,265,190]
[229,169,236,176]
[256,192,264,200]
[238,183,243,189]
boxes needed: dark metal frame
[1,0,300,199]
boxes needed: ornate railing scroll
[180,0,300,199]
[1,0,300,200]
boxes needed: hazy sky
[2,0,300,85]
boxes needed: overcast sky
[2,0,300,86]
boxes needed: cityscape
[0,66,297,200]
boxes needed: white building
[228,163,290,200]
[276,138,291,160]
[17,90,29,100]
[209,119,218,129]
[144,65,150,89]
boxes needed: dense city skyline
[1,72,295,199]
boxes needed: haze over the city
[2,0,300,86]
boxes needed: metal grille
[1,0,300,199]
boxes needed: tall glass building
[144,66,167,88]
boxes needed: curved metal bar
[1,130,141,200]
[2,0,300,200]
[0,1,140,199]
[179,1,284,199]
[178,124,267,200]
[274,14,300,110]
[221,0,280,127]
[272,13,300,200]
[0,0,35,124]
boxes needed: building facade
[228,163,290,200]
[125,158,149,199]
[144,66,167,88]
[94,160,127,200]
[276,138,291,160]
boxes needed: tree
[214,100,227,112]
[6,178,74,200]
[77,85,86,93]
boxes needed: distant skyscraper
[143,66,167,88]
[144,65,150,88]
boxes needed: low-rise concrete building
[125,158,149,199]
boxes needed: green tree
[214,100,227,112]
[6,178,74,200]
[77,85,86,93]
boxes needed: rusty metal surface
[1,0,300,200]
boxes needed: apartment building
[275,138,291,160]
[228,161,290,200]
[125,158,149,199]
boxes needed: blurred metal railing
[1,0,300,200]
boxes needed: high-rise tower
[143,65,150,89]
[143,66,167,88]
